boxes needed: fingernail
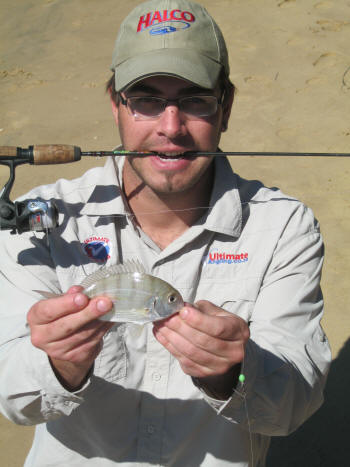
[97,299,110,313]
[180,308,189,320]
[74,293,86,307]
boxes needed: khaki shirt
[0,156,331,466]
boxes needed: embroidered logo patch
[137,9,195,35]
[202,250,249,265]
[83,236,111,263]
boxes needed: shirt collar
[80,156,128,217]
[80,154,242,238]
[204,156,242,238]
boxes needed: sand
[0,0,349,465]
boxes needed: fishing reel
[0,196,58,234]
[0,144,80,234]
[0,158,59,234]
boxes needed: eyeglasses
[119,94,221,120]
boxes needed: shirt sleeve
[200,204,331,436]
[0,231,89,426]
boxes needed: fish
[35,260,184,325]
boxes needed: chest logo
[203,250,249,265]
[83,236,111,263]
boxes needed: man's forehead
[125,75,215,95]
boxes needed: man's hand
[153,300,250,399]
[27,286,114,391]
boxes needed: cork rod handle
[0,146,18,157]
[32,145,81,164]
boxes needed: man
[0,0,330,466]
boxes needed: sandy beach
[1,0,349,465]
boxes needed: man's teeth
[157,152,185,160]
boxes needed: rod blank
[1,145,350,162]
[81,150,350,158]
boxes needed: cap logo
[137,9,195,34]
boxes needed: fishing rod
[1,144,350,163]
[0,144,349,234]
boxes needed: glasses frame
[118,93,223,121]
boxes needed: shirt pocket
[196,277,261,323]
[94,323,127,383]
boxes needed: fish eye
[168,294,176,304]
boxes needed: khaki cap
[110,0,229,91]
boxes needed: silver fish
[36,260,184,325]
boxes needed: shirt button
[153,372,161,381]
[147,425,155,434]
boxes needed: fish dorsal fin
[80,259,146,289]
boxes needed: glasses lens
[125,95,219,120]
[128,97,164,119]
[180,96,218,117]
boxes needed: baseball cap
[110,0,229,91]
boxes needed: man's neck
[122,164,214,250]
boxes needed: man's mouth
[154,151,194,160]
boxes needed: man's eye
[184,96,206,104]
[137,97,158,103]
[129,97,163,117]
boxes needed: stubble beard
[128,156,214,198]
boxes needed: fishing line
[73,197,303,220]
[216,360,254,466]
[95,205,214,218]
[243,388,254,467]
[239,363,254,467]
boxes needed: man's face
[111,75,232,195]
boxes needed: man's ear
[109,89,119,125]
[110,98,119,125]
[221,87,234,132]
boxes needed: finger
[29,297,113,355]
[47,321,113,363]
[33,296,113,342]
[155,309,248,360]
[66,285,84,295]
[178,305,242,341]
[158,313,227,352]
[156,315,241,360]
[155,332,205,376]
[154,322,228,365]
[28,293,112,326]
[28,293,88,325]
[66,321,113,362]
[194,300,229,317]
[153,325,227,376]
[46,319,112,354]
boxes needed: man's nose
[156,104,186,139]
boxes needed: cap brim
[113,48,222,91]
